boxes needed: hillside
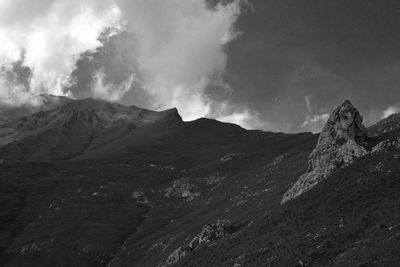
[0,97,399,266]
[179,129,400,266]
[0,98,182,161]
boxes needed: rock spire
[282,100,368,203]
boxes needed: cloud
[0,51,41,107]
[70,0,259,128]
[0,0,122,104]
[0,64,40,107]
[300,113,329,133]
[0,0,266,130]
[91,68,134,102]
[113,0,248,123]
[382,104,400,119]
[208,101,273,130]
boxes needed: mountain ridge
[0,96,183,161]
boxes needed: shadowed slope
[1,98,400,267]
[0,98,182,161]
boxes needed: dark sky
[222,0,400,132]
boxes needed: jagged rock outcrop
[164,219,235,266]
[282,100,368,203]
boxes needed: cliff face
[282,100,368,203]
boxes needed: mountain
[175,103,400,267]
[0,94,72,124]
[0,97,399,267]
[368,113,400,137]
[0,97,182,161]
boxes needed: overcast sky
[225,0,400,132]
[0,0,399,132]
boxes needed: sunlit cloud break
[0,0,122,103]
[301,114,330,133]
[382,104,400,119]
[0,0,265,130]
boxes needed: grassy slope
[0,117,316,266]
[2,102,399,267]
[178,129,400,267]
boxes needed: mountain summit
[282,100,368,203]
[0,97,182,161]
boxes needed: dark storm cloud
[224,0,400,132]
[68,31,148,105]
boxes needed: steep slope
[0,99,317,266]
[179,135,400,266]
[0,94,72,125]
[173,106,400,267]
[368,113,400,137]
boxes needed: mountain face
[282,100,368,203]
[368,113,400,137]
[0,98,181,161]
[0,97,400,267]
[0,94,72,124]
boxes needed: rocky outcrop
[165,247,189,266]
[162,178,201,201]
[282,100,368,203]
[187,219,234,249]
[164,219,235,266]
[371,137,400,155]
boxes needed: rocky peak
[281,100,368,204]
[159,107,183,122]
[318,99,367,147]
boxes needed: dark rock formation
[282,100,368,203]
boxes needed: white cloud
[114,0,246,122]
[91,68,134,102]
[301,113,329,133]
[0,0,122,104]
[206,101,273,130]
[215,109,265,130]
[0,67,41,107]
[382,105,400,119]
[0,0,267,130]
